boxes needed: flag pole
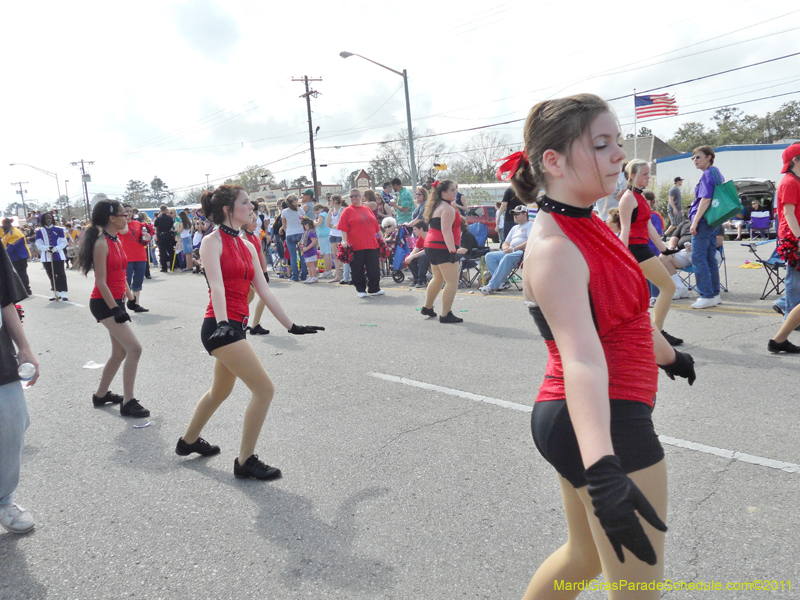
[633,88,638,159]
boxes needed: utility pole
[70,159,94,218]
[64,180,71,220]
[292,76,322,199]
[205,174,210,190]
[10,182,29,218]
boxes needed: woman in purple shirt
[688,145,724,309]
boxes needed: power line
[607,51,800,101]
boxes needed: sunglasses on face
[349,195,360,198]
[692,155,703,161]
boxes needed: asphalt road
[2,241,798,600]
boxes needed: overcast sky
[3,0,799,211]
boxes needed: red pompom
[337,244,354,264]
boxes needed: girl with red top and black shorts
[242,201,270,335]
[176,185,323,481]
[421,179,463,324]
[501,95,695,599]
[78,199,149,418]
[618,160,682,347]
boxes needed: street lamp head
[339,51,353,59]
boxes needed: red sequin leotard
[531,196,658,407]
[204,225,254,324]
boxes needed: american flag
[634,94,678,119]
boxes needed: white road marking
[32,294,85,307]
[370,372,800,475]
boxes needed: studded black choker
[632,186,644,194]
[538,196,594,219]
[218,223,239,237]
[103,230,118,242]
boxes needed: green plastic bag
[704,167,741,228]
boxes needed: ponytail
[78,225,101,275]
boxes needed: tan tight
[638,257,675,331]
[424,261,459,315]
[773,302,800,342]
[523,460,667,600]
[182,340,275,465]
[96,318,142,403]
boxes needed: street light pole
[9,163,62,208]
[10,182,29,218]
[64,180,71,220]
[340,52,417,187]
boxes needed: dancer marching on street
[79,199,149,417]
[501,94,695,599]
[176,185,323,480]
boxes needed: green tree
[3,201,25,217]
[290,175,311,188]
[224,165,276,192]
[626,127,653,140]
[770,101,800,141]
[149,176,174,205]
[122,180,151,207]
[667,122,717,153]
[181,187,205,204]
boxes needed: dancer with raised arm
[176,185,323,480]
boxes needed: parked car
[465,204,499,242]
[722,178,777,239]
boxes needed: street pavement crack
[378,408,475,452]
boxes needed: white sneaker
[368,289,385,296]
[0,503,35,534]
[318,271,330,279]
[649,297,657,308]
[673,287,691,300]
[305,277,318,284]
[499,281,513,291]
[479,285,494,295]
[691,297,717,309]
[713,295,722,305]
[357,291,368,298]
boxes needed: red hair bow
[495,151,530,182]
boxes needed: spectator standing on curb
[688,146,725,309]
[411,187,428,222]
[773,143,800,318]
[498,186,524,243]
[154,204,175,273]
[338,189,383,297]
[1,219,32,294]
[390,178,414,225]
[120,204,150,312]
[281,194,307,282]
[0,241,39,534]
[664,177,684,237]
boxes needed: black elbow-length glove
[658,350,695,385]
[585,455,667,566]
[289,324,325,335]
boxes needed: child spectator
[300,217,319,283]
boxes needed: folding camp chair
[460,222,490,288]
[742,241,785,299]
[679,245,728,293]
[749,211,771,240]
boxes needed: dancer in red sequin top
[502,95,695,599]
[78,199,149,418]
[177,185,324,481]
[618,159,682,347]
